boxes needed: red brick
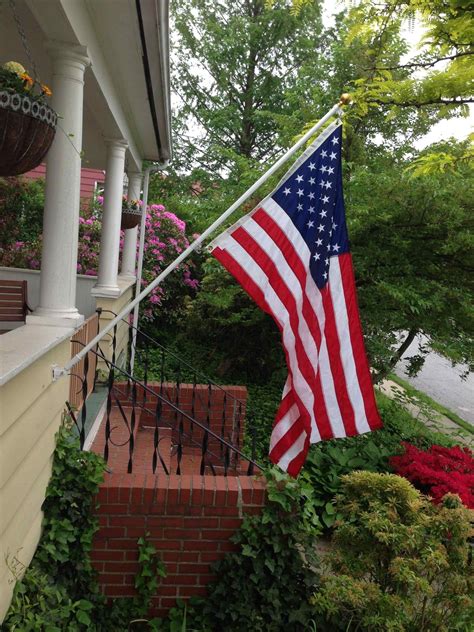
[118,486,131,503]
[164,574,198,586]
[90,550,125,561]
[239,477,253,504]
[148,540,182,550]
[220,518,242,529]
[160,597,179,609]
[167,475,180,505]
[99,527,126,538]
[118,516,146,527]
[108,539,139,550]
[96,504,129,515]
[100,573,125,585]
[131,484,143,505]
[178,563,211,574]
[202,478,215,505]
[104,585,135,597]
[155,480,167,505]
[200,552,221,563]
[203,529,233,541]
[178,586,208,598]
[96,487,108,504]
[103,562,139,574]
[188,517,219,528]
[180,475,192,504]
[179,552,200,563]
[183,540,218,551]
[226,477,240,505]
[143,478,156,504]
[214,477,227,505]
[148,516,184,528]
[219,541,239,552]
[198,573,216,585]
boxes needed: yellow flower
[20,72,34,89]
[41,84,52,97]
[3,61,26,75]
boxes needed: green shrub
[311,471,474,632]
[182,469,322,632]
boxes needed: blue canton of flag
[272,125,349,289]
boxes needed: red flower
[390,443,474,508]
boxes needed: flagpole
[57,96,350,378]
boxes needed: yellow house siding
[0,338,70,622]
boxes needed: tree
[346,137,473,379]
[171,0,325,173]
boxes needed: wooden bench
[0,279,31,325]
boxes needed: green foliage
[3,421,167,631]
[181,469,322,631]
[299,390,458,530]
[311,471,474,632]
[0,176,45,248]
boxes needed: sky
[323,1,473,149]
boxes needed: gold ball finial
[339,93,352,106]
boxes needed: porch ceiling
[0,0,171,171]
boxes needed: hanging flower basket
[0,63,57,177]
[0,91,57,176]
[121,198,142,230]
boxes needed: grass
[388,373,474,436]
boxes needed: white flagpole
[57,97,349,379]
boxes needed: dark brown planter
[0,90,57,176]
[121,206,142,230]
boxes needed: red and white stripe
[211,198,382,476]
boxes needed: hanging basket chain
[8,0,40,83]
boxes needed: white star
[327,166,335,175]
[327,244,331,251]
[333,243,340,252]
[297,203,303,211]
[317,224,325,232]
[296,174,304,183]
[320,209,327,218]
[283,187,291,195]
[321,195,330,204]
[297,188,304,197]
[325,258,329,265]
[319,165,327,173]
[324,181,332,189]
[308,162,316,171]
[308,206,315,214]
[307,220,314,228]
[331,137,339,145]
[323,271,328,279]
[332,222,337,230]
[309,177,316,185]
[313,252,321,261]
[315,238,323,246]
[329,152,337,160]
[321,150,327,158]
[308,191,315,200]
[319,180,326,188]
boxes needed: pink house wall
[23,164,105,200]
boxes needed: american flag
[209,121,382,476]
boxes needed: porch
[0,0,171,620]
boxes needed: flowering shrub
[390,442,474,508]
[0,181,198,322]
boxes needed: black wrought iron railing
[66,311,260,476]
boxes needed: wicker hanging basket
[121,204,142,230]
[0,90,57,176]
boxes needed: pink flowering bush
[0,186,198,322]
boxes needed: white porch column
[27,43,90,326]
[120,169,143,279]
[92,139,128,297]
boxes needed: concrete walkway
[378,380,474,449]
